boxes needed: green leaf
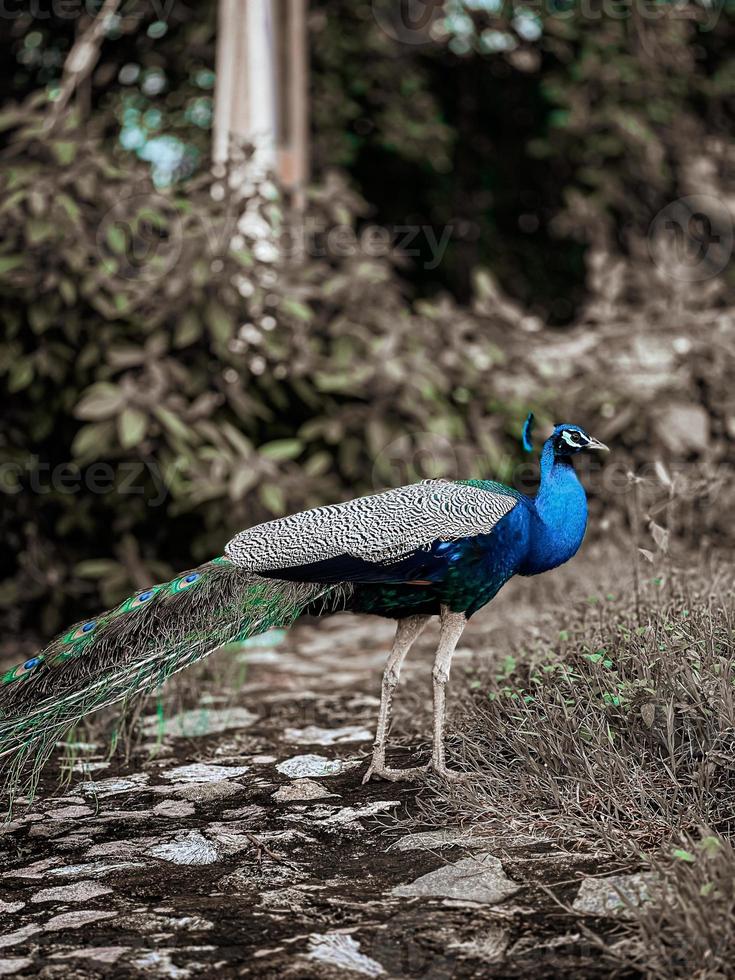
[0,109,21,132]
[52,141,76,166]
[673,849,696,863]
[699,836,722,857]
[75,382,126,421]
[259,439,303,461]
[281,298,312,322]
[259,483,285,514]
[174,310,202,348]
[118,407,148,449]
[0,255,24,275]
[56,194,81,223]
[106,223,127,255]
[205,301,234,345]
[154,406,191,443]
[7,359,33,392]
[71,421,115,459]
[229,464,257,501]
[59,277,76,305]
[26,219,54,246]
[75,559,122,579]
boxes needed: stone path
[0,598,644,978]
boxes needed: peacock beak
[585,436,609,452]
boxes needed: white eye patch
[561,430,587,448]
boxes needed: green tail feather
[0,557,351,805]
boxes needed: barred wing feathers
[225,479,518,574]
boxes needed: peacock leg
[431,606,468,781]
[362,614,431,783]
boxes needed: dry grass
[420,558,735,976]
[433,566,734,851]
[606,835,735,980]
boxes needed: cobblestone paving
[1,589,642,978]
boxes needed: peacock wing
[224,480,519,579]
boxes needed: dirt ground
[0,561,645,979]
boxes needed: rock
[284,725,373,746]
[572,872,657,916]
[391,855,520,904]
[164,779,244,803]
[276,754,361,779]
[50,947,128,964]
[80,775,149,797]
[152,800,196,819]
[655,402,710,453]
[0,958,33,976]
[220,804,268,821]
[0,926,41,950]
[142,706,257,738]
[96,810,150,823]
[6,858,62,879]
[163,763,250,783]
[48,805,95,820]
[130,949,195,976]
[320,801,399,827]
[272,779,339,802]
[0,904,24,915]
[72,761,110,773]
[85,839,143,860]
[308,933,385,977]
[391,829,487,852]
[259,887,314,913]
[240,629,287,649]
[44,910,117,932]
[31,881,113,904]
[146,831,220,866]
[43,861,143,879]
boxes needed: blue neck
[523,442,588,574]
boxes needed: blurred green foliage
[312,1,735,317]
[0,106,527,637]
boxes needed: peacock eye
[65,620,98,642]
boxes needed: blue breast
[521,461,588,576]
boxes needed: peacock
[0,415,607,797]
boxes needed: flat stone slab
[572,872,657,916]
[0,958,33,976]
[31,882,113,904]
[162,763,250,783]
[391,854,520,904]
[308,933,385,977]
[391,829,487,852]
[49,947,128,965]
[142,706,257,738]
[276,754,361,778]
[146,831,220,866]
[44,910,117,932]
[284,725,373,745]
[80,775,149,796]
[272,778,339,802]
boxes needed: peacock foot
[430,761,471,783]
[362,761,429,784]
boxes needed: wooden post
[279,0,309,206]
[214,0,309,200]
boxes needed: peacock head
[550,423,608,457]
[522,414,608,457]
